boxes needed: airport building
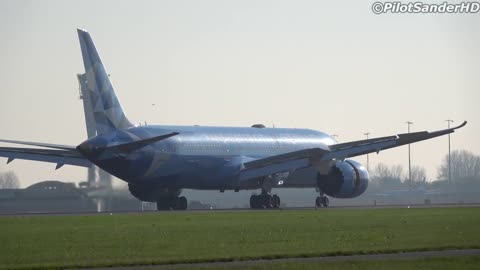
[0,180,149,214]
[0,181,95,213]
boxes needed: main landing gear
[250,191,281,209]
[156,196,188,210]
[315,194,329,208]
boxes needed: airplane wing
[0,146,91,169]
[239,121,467,181]
[0,139,76,150]
[0,139,91,169]
[323,121,467,160]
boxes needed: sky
[0,0,478,188]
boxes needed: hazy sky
[0,0,478,187]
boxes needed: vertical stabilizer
[78,73,113,189]
[77,29,133,135]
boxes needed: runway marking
[68,249,480,270]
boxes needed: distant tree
[371,163,404,188]
[372,163,390,180]
[0,171,20,189]
[410,165,427,183]
[437,150,480,181]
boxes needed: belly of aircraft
[127,154,239,189]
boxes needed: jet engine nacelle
[316,159,369,198]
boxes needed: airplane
[0,29,467,210]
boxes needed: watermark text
[372,2,480,14]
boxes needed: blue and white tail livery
[77,29,133,135]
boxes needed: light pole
[364,132,370,171]
[446,119,454,184]
[406,121,413,190]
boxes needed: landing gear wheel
[272,194,280,208]
[157,196,188,211]
[178,196,188,210]
[315,196,329,208]
[250,194,281,209]
[250,195,261,209]
[264,195,274,208]
[156,198,171,210]
[315,196,322,208]
[321,196,329,207]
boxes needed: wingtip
[454,121,467,129]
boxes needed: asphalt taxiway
[1,203,479,217]
[69,249,480,270]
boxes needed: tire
[273,195,280,208]
[321,196,329,207]
[315,196,322,208]
[156,199,170,211]
[178,196,188,210]
[265,195,273,208]
[250,195,260,209]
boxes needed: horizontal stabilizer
[103,132,179,154]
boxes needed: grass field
[1,208,480,269]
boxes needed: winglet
[454,121,467,130]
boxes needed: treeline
[368,150,480,192]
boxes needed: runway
[68,249,480,270]
[1,203,479,217]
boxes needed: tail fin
[77,29,133,135]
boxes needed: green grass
[171,256,480,270]
[1,208,480,269]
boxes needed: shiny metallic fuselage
[90,125,336,190]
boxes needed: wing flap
[239,148,328,182]
[243,148,326,169]
[239,158,310,181]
